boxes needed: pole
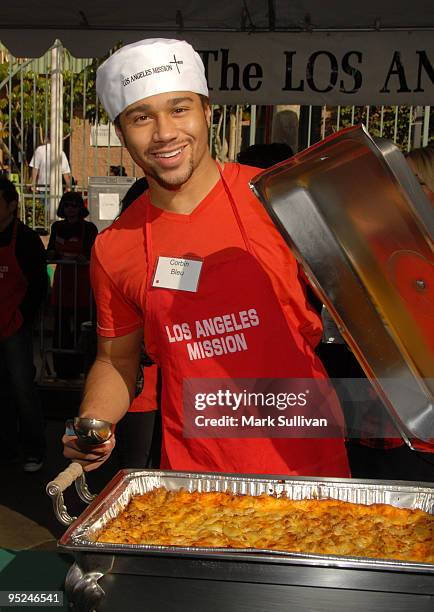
[50,41,63,222]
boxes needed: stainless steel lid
[250,125,433,448]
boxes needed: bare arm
[80,328,142,421]
[63,328,142,470]
[31,167,39,191]
[63,172,72,191]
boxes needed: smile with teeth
[154,147,185,159]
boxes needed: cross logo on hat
[169,54,184,74]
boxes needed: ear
[114,122,126,147]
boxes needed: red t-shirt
[91,163,322,352]
[90,163,352,474]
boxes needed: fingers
[62,435,116,472]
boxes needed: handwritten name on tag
[152,257,203,292]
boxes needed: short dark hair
[110,164,127,176]
[0,177,19,204]
[198,94,210,108]
[237,143,294,169]
[120,177,149,215]
[56,191,89,219]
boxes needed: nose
[152,113,178,143]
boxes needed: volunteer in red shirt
[63,38,350,477]
[0,178,47,472]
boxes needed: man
[64,38,350,477]
[30,138,72,204]
[0,178,47,471]
[109,165,127,177]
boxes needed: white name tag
[152,257,203,292]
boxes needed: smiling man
[63,38,350,477]
[115,91,217,209]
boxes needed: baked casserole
[97,487,434,563]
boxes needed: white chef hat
[96,38,209,121]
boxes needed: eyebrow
[124,96,195,117]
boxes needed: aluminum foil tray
[59,470,434,573]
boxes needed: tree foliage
[0,51,109,180]
[329,105,433,151]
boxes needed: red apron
[52,222,91,309]
[144,169,350,477]
[0,220,28,341]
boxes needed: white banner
[180,31,434,105]
[2,30,432,105]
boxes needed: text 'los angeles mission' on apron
[143,165,350,477]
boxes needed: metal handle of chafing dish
[46,462,97,526]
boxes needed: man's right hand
[62,434,116,472]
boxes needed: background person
[47,192,98,379]
[115,356,162,468]
[63,38,349,477]
[30,138,72,205]
[237,143,293,169]
[0,178,47,472]
[406,145,434,203]
[109,165,127,177]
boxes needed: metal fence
[1,43,432,232]
[39,260,95,385]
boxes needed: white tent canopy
[1,2,433,104]
[2,1,433,57]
